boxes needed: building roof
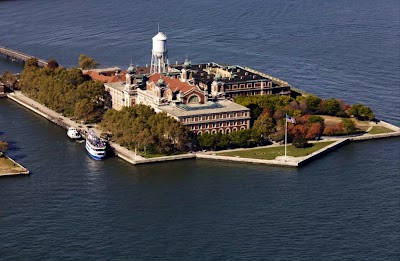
[85,69,126,83]
[148,73,199,94]
[171,62,285,87]
[159,99,249,118]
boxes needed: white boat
[85,131,106,160]
[67,127,81,139]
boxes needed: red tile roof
[85,70,126,83]
[148,73,198,94]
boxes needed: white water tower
[150,31,168,74]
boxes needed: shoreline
[4,92,400,168]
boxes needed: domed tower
[180,58,192,82]
[150,32,168,74]
[125,63,136,90]
[211,73,225,98]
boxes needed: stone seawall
[5,92,400,168]
[134,154,196,165]
[196,153,299,167]
[349,132,400,141]
[297,139,350,166]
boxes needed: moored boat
[85,131,106,160]
[67,127,81,139]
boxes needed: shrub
[293,136,309,148]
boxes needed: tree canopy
[79,54,97,70]
[19,60,105,123]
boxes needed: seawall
[5,92,400,168]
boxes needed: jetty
[0,45,48,67]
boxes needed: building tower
[150,32,168,74]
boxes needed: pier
[0,45,48,67]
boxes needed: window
[188,95,200,104]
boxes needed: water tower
[150,31,168,74]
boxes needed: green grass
[217,141,336,160]
[368,126,395,135]
[0,155,25,174]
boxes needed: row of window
[190,120,247,130]
[183,112,248,122]
[224,81,272,90]
[197,126,246,135]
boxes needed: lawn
[368,126,395,135]
[0,155,26,174]
[217,141,336,160]
[320,115,371,132]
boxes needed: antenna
[157,22,160,33]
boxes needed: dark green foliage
[100,105,190,155]
[292,136,308,148]
[348,104,375,121]
[321,98,342,116]
[305,95,322,113]
[19,63,104,123]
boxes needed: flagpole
[285,116,287,161]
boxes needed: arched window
[188,95,200,104]
[232,127,238,132]
[197,131,202,135]
[219,129,224,134]
[211,129,217,134]
[240,126,246,130]
[226,128,230,134]
[205,130,210,134]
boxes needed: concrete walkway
[7,92,146,162]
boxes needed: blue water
[0,0,399,260]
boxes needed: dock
[0,45,48,67]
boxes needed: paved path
[7,92,146,161]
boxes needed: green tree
[321,98,341,116]
[341,118,356,134]
[79,54,97,70]
[305,95,322,113]
[348,104,374,121]
[293,136,308,148]
[252,112,275,139]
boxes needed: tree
[252,112,275,139]
[24,58,39,68]
[197,133,217,150]
[293,136,308,148]
[0,71,18,90]
[348,104,374,121]
[341,118,356,134]
[321,98,341,116]
[46,59,59,70]
[79,54,97,70]
[0,141,9,155]
[305,95,322,113]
